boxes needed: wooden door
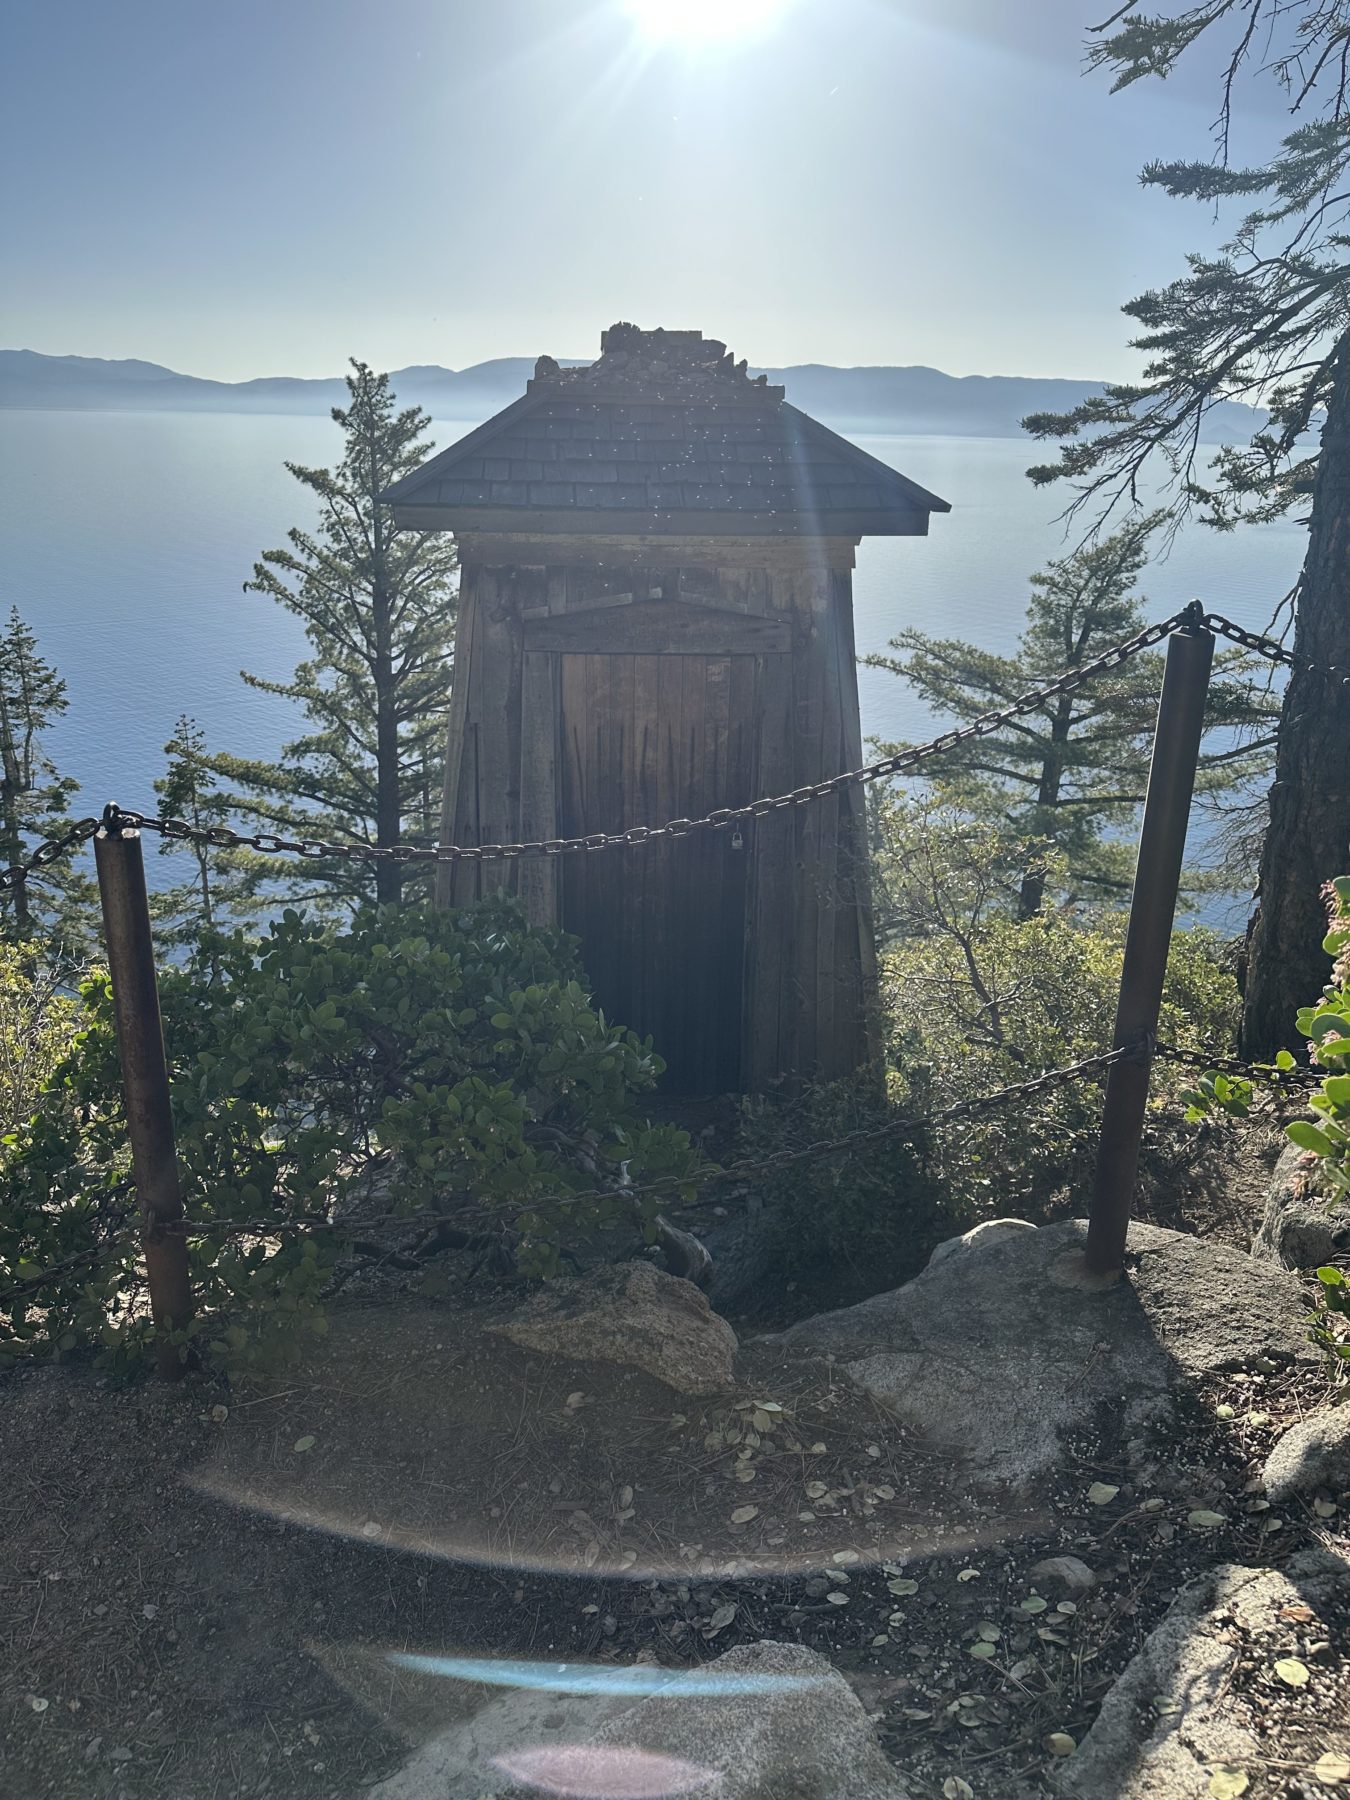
[559,652,758,1093]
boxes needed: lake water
[0,409,1306,913]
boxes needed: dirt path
[3,1284,1345,1800]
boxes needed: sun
[621,0,788,45]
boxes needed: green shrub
[0,945,79,1135]
[1172,875,1350,1380]
[733,1073,949,1313]
[0,899,703,1371]
[1310,1265,1350,1377]
[1289,875,1350,1201]
[882,908,1242,1222]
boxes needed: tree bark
[1017,693,1071,919]
[0,692,31,936]
[373,631,402,908]
[370,516,403,908]
[1239,333,1350,1057]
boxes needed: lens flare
[492,1744,716,1798]
[388,1650,828,1698]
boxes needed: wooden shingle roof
[384,324,950,538]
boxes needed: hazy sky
[2,0,1289,382]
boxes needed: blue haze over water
[0,410,1306,923]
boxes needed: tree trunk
[372,587,403,908]
[367,423,405,911]
[373,664,402,908]
[1239,334,1350,1057]
[0,790,29,936]
[0,694,31,937]
[1017,695,1071,919]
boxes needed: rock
[927,1218,1037,1267]
[488,1261,738,1395]
[1029,1555,1097,1592]
[479,1642,911,1800]
[1054,1550,1350,1800]
[1252,1143,1350,1268]
[772,1220,1312,1488]
[652,1213,714,1287]
[1262,1406,1350,1501]
[367,1643,909,1800]
[703,1192,777,1317]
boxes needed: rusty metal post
[94,806,193,1377]
[1085,610,1215,1276]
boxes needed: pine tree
[0,608,94,954]
[207,362,459,908]
[151,716,254,950]
[1021,2,1350,1053]
[867,516,1277,917]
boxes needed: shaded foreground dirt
[2,1287,1347,1800]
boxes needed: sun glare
[622,0,787,45]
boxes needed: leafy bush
[882,907,1242,1222]
[1310,1264,1350,1377]
[1271,875,1349,1380]
[0,899,703,1370]
[1176,875,1350,1380]
[731,1074,949,1313]
[0,945,79,1135]
[1288,875,1350,1199]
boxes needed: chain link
[106,611,1198,866]
[0,608,1335,889]
[0,1046,1128,1309]
[0,1041,1258,1307]
[643,1043,1133,1199]
[129,1045,1133,1249]
[2,602,1334,1318]
[1154,1040,1326,1087]
[0,817,100,895]
[1201,613,1350,687]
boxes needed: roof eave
[380,392,541,504]
[388,503,935,538]
[779,403,952,514]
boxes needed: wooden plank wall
[556,651,753,1090]
[739,557,877,1088]
[435,537,878,1090]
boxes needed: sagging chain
[0,1036,1300,1308]
[636,1042,1134,1201]
[0,1231,137,1307]
[104,611,1198,867]
[0,1045,1129,1309]
[0,605,1332,890]
[144,1043,1133,1249]
[0,816,100,896]
[1201,612,1350,687]
[1154,1040,1326,1088]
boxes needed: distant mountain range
[0,348,1264,441]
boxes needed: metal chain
[0,1189,139,1311]
[620,1042,1133,1202]
[0,608,1335,889]
[1154,1040,1326,1087]
[0,817,100,896]
[1201,613,1350,687]
[0,1043,1170,1310]
[2,602,1331,1318]
[0,1047,1128,1308]
[134,1045,1134,1248]
[107,611,1198,866]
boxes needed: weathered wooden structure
[385,325,949,1093]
